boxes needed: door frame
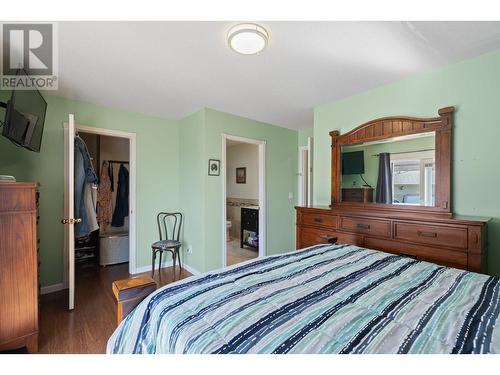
[298,145,309,206]
[63,124,138,289]
[222,134,266,267]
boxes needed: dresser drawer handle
[319,235,338,244]
[313,217,323,223]
[417,231,437,238]
[357,223,370,230]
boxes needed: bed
[107,244,500,354]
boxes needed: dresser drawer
[393,222,468,250]
[0,186,36,212]
[365,237,468,270]
[340,216,391,238]
[301,212,337,228]
[299,227,363,248]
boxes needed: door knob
[61,218,82,224]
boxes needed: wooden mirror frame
[330,107,454,217]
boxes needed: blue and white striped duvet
[107,244,500,354]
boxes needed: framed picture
[236,167,246,184]
[208,159,220,176]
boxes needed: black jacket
[111,164,129,227]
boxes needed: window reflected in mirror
[340,132,435,206]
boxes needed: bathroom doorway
[222,134,266,267]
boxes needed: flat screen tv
[342,150,365,175]
[1,69,47,152]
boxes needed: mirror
[330,107,453,214]
[340,132,435,206]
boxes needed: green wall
[298,128,313,147]
[313,49,500,276]
[0,96,300,286]
[178,109,207,272]
[177,108,299,272]
[203,108,299,271]
[0,95,180,286]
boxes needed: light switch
[288,192,293,200]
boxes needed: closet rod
[107,160,129,164]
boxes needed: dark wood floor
[38,262,192,354]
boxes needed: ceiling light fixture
[227,23,269,55]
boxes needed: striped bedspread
[107,244,500,354]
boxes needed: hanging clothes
[97,161,113,229]
[74,136,99,238]
[108,162,114,192]
[111,163,129,227]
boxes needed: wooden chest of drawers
[0,182,39,353]
[296,206,489,273]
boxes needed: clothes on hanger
[74,136,99,238]
[97,161,113,229]
[111,163,129,227]
[108,161,114,192]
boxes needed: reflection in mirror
[340,132,435,206]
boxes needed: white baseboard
[133,260,200,276]
[133,260,173,274]
[182,262,201,276]
[41,283,65,295]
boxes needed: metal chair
[151,212,182,276]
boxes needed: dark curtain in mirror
[375,153,392,204]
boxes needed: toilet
[226,220,232,242]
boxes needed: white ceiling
[55,21,500,130]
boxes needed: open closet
[75,131,130,274]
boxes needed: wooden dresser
[296,206,489,273]
[297,107,490,274]
[0,182,39,353]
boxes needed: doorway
[222,134,266,267]
[298,137,313,206]
[63,122,136,310]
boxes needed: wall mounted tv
[341,150,365,175]
[1,69,47,152]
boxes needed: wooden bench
[112,276,157,325]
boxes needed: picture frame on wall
[208,159,220,176]
[236,167,246,184]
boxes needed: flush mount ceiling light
[227,23,269,55]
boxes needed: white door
[63,114,76,310]
[307,136,314,205]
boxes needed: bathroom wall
[226,142,259,200]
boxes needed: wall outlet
[186,247,193,254]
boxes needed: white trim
[133,261,173,275]
[67,124,138,275]
[222,134,266,268]
[298,145,308,206]
[307,136,314,206]
[41,283,65,295]
[133,262,201,276]
[63,116,75,309]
